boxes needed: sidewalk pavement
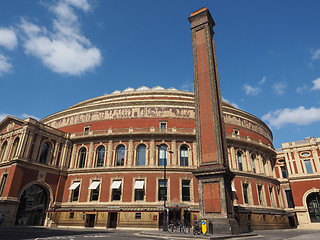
[138,230,257,239]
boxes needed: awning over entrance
[69,182,80,190]
[49,206,165,212]
[134,180,144,189]
[88,181,100,190]
[48,205,199,213]
[110,180,122,189]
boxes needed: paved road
[232,229,320,240]
[0,227,320,240]
[0,227,156,240]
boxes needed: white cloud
[0,113,9,122]
[243,84,261,96]
[0,54,12,75]
[311,78,320,91]
[19,0,101,76]
[222,97,239,109]
[259,76,266,85]
[180,80,194,92]
[272,81,287,95]
[262,106,320,129]
[0,113,40,122]
[296,84,308,94]
[21,113,40,121]
[0,28,18,50]
[311,49,320,60]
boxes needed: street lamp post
[156,144,173,231]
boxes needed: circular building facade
[38,86,290,230]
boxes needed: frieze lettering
[224,113,272,142]
[46,107,195,128]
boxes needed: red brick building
[276,137,320,229]
[0,87,296,230]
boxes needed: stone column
[312,146,320,171]
[171,140,177,166]
[189,8,239,234]
[245,150,250,172]
[52,141,61,166]
[107,140,113,166]
[192,142,197,166]
[150,139,155,166]
[24,132,34,159]
[60,141,69,168]
[229,147,236,170]
[31,135,41,161]
[293,150,303,173]
[4,136,13,161]
[17,130,27,159]
[88,142,94,167]
[128,140,134,166]
[70,144,77,169]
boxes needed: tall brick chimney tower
[188,7,240,234]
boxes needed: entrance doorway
[307,192,320,223]
[86,214,95,227]
[108,212,117,228]
[15,184,49,226]
[168,208,181,223]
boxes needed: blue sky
[1,0,320,149]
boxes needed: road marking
[35,235,110,240]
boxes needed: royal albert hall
[0,86,296,231]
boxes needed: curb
[137,231,258,240]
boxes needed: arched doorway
[15,184,49,226]
[307,192,320,223]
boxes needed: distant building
[276,137,320,229]
[0,87,296,230]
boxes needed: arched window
[96,146,105,167]
[9,137,20,160]
[237,151,243,171]
[39,142,50,164]
[307,192,320,223]
[158,144,167,166]
[136,145,146,166]
[0,141,8,162]
[78,147,87,168]
[251,154,256,173]
[180,146,189,166]
[116,145,125,166]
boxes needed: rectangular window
[160,122,167,132]
[285,190,295,208]
[304,160,313,174]
[182,180,190,201]
[84,126,90,135]
[281,166,288,178]
[257,185,263,205]
[134,180,145,201]
[158,179,167,201]
[88,180,100,201]
[135,213,141,219]
[111,180,122,201]
[0,174,8,197]
[69,212,74,218]
[242,183,249,204]
[69,181,81,202]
